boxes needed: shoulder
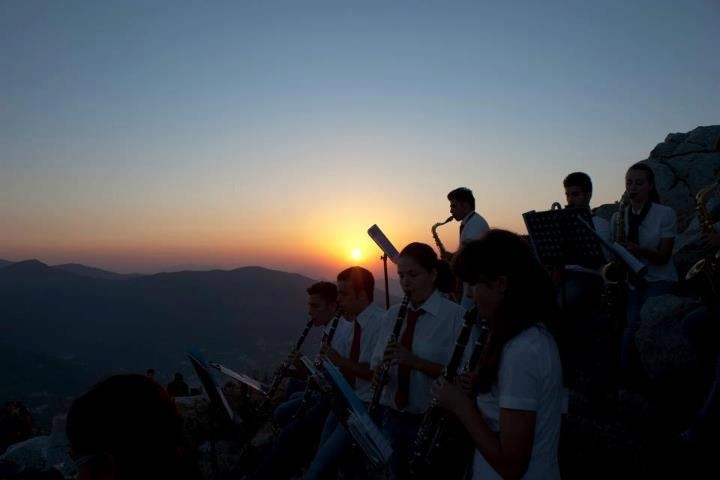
[468,211,489,228]
[502,325,557,359]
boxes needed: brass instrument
[410,309,488,479]
[431,216,454,257]
[601,192,630,284]
[686,181,720,299]
[368,296,410,420]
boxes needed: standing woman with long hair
[370,242,466,479]
[432,230,565,480]
[616,162,677,382]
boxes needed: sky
[1,0,719,281]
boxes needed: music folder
[317,357,393,467]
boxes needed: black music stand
[523,208,605,309]
[367,224,400,309]
[188,349,237,478]
[188,348,237,426]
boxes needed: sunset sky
[2,0,719,281]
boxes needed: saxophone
[600,192,630,335]
[685,181,720,298]
[601,192,629,284]
[368,296,410,420]
[410,308,488,479]
[431,216,454,257]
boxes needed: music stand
[367,224,400,309]
[188,348,240,479]
[188,348,237,426]
[523,208,606,309]
[523,207,605,268]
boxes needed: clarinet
[367,296,410,420]
[289,310,344,421]
[410,312,490,479]
[258,316,315,414]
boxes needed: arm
[433,379,535,480]
[321,345,374,381]
[457,403,536,480]
[632,237,674,264]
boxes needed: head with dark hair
[66,374,200,480]
[397,242,454,307]
[452,230,559,390]
[306,281,338,304]
[447,187,476,220]
[563,172,593,208]
[307,281,338,326]
[626,162,660,204]
[336,267,374,316]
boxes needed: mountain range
[0,259,396,412]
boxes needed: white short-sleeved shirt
[337,303,386,402]
[610,202,678,282]
[322,317,354,358]
[459,211,490,309]
[473,325,565,480]
[460,211,490,245]
[370,290,466,414]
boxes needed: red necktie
[394,308,422,410]
[346,320,362,387]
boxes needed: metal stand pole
[382,254,390,309]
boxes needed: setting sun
[350,248,362,261]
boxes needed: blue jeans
[304,412,353,480]
[249,396,330,480]
[620,280,675,376]
[382,408,423,480]
[273,391,304,428]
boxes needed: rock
[596,125,720,249]
[636,294,702,381]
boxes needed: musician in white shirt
[304,267,386,479]
[445,187,490,309]
[433,230,565,480]
[370,242,466,478]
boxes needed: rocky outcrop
[585,127,719,390]
[595,126,720,250]
[636,294,702,381]
[646,126,720,257]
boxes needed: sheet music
[576,216,647,276]
[319,358,393,465]
[210,362,268,394]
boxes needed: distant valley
[0,259,396,427]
